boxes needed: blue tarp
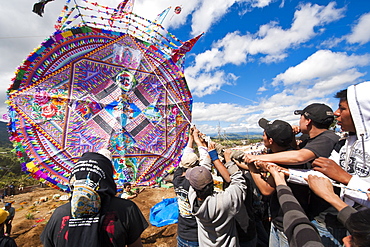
[149,197,179,227]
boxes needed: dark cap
[185,166,213,190]
[5,203,11,207]
[259,118,294,147]
[294,103,334,125]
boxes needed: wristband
[208,149,219,161]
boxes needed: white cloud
[260,53,288,63]
[192,102,264,133]
[192,98,303,134]
[192,102,252,122]
[186,2,345,97]
[320,36,344,48]
[245,2,345,58]
[193,48,370,134]
[273,50,370,86]
[250,0,275,8]
[186,71,238,97]
[190,0,237,36]
[190,0,279,36]
[345,12,370,45]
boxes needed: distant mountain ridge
[208,131,263,140]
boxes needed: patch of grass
[25,212,34,220]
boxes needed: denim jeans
[311,219,347,247]
[177,236,199,247]
[269,223,289,247]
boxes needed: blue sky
[1,0,370,134]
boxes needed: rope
[0,36,48,39]
[219,89,258,104]
[279,169,369,194]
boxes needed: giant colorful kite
[7,0,201,190]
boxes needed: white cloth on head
[97,149,112,161]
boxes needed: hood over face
[70,151,117,197]
[347,81,370,140]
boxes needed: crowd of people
[3,81,369,247]
[1,184,16,201]
[172,81,370,247]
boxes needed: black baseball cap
[294,103,334,125]
[259,118,294,147]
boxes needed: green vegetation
[0,122,40,189]
[0,147,39,188]
[25,212,35,220]
[209,131,263,148]
[211,138,262,148]
[0,122,13,149]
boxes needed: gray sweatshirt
[188,162,247,247]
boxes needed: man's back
[188,169,247,247]
[41,197,148,247]
[173,167,198,242]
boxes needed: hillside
[0,121,12,148]
[8,186,177,247]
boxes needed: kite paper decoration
[174,6,182,15]
[7,0,201,191]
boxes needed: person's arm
[193,127,207,148]
[235,160,249,170]
[222,159,248,215]
[121,191,138,200]
[307,175,361,229]
[125,193,138,200]
[307,175,348,212]
[266,164,286,186]
[186,127,194,148]
[312,157,352,185]
[244,149,316,166]
[193,128,212,169]
[247,161,276,196]
[181,127,195,155]
[208,142,230,182]
[267,166,324,247]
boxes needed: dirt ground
[4,186,177,247]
